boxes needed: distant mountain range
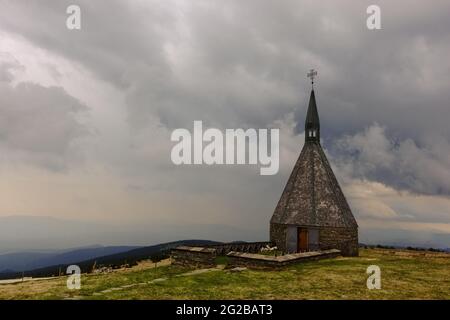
[0,215,265,253]
[0,245,141,273]
[0,240,220,280]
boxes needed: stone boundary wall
[205,242,273,255]
[227,249,341,269]
[170,246,217,267]
[171,245,341,269]
[170,242,273,268]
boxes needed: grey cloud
[1,1,449,136]
[0,0,172,85]
[0,53,24,82]
[333,123,450,195]
[0,61,88,170]
[1,0,449,188]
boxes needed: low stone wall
[170,246,217,268]
[171,244,341,269]
[170,242,273,268]
[205,242,273,255]
[227,249,341,269]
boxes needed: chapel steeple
[305,69,320,143]
[270,69,358,257]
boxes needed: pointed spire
[305,89,320,143]
[307,69,317,89]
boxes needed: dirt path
[0,276,58,285]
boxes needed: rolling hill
[0,240,220,280]
[0,246,141,273]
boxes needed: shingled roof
[271,90,357,229]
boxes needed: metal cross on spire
[307,69,318,89]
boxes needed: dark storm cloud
[332,123,450,195]
[0,0,449,195]
[0,59,88,170]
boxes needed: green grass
[1,249,449,300]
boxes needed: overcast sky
[0,0,450,250]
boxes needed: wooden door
[297,228,308,252]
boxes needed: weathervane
[307,69,317,89]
